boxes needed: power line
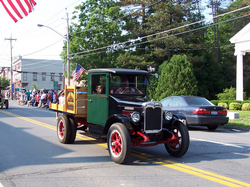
[67,4,250,57]
[22,39,63,57]
[72,13,250,58]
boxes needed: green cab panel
[87,73,109,126]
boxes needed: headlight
[164,111,173,121]
[130,112,140,123]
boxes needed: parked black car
[160,96,229,130]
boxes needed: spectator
[56,90,65,120]
[35,92,41,106]
[38,91,47,108]
[52,90,58,103]
[27,94,36,107]
[25,90,31,102]
[47,91,52,107]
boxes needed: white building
[13,56,64,91]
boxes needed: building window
[58,84,61,90]
[42,73,46,81]
[23,72,27,81]
[59,73,63,81]
[33,73,37,81]
[50,73,55,81]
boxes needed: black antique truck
[50,68,189,164]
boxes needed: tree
[0,77,10,90]
[62,0,129,76]
[154,54,198,101]
[31,82,39,90]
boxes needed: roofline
[88,68,150,75]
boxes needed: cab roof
[88,68,149,75]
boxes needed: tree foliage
[61,0,250,99]
[154,54,198,101]
[0,77,10,90]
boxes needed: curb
[223,125,250,132]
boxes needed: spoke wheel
[57,115,71,144]
[107,123,131,164]
[165,121,189,157]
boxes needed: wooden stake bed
[49,85,87,118]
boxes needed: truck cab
[50,68,189,164]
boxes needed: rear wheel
[57,115,71,144]
[68,118,77,144]
[165,121,189,157]
[5,100,8,109]
[207,125,218,130]
[107,123,131,164]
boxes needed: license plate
[211,111,218,115]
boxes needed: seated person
[93,85,104,94]
[115,78,142,94]
[27,95,36,107]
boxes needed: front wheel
[165,121,190,157]
[107,123,131,164]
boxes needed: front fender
[102,114,133,136]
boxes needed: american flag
[0,0,37,23]
[72,64,85,81]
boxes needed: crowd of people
[17,88,64,109]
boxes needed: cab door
[87,73,109,126]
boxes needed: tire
[165,121,190,157]
[207,125,218,130]
[68,118,77,144]
[5,101,8,109]
[107,123,131,164]
[57,115,71,144]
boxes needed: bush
[210,100,218,105]
[228,100,241,106]
[229,102,242,110]
[242,103,250,111]
[218,102,228,109]
[216,87,236,100]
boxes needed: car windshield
[185,97,213,106]
[110,74,149,95]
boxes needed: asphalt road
[0,100,250,187]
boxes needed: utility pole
[66,8,70,86]
[5,35,16,100]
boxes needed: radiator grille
[144,102,162,133]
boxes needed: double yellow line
[1,110,250,187]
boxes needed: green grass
[226,110,250,129]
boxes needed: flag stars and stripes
[0,0,37,22]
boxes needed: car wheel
[107,123,131,164]
[57,115,71,144]
[207,125,218,130]
[165,121,190,157]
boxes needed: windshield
[110,74,149,95]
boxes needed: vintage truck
[50,68,189,164]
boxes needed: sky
[0,0,82,67]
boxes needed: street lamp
[37,17,70,86]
